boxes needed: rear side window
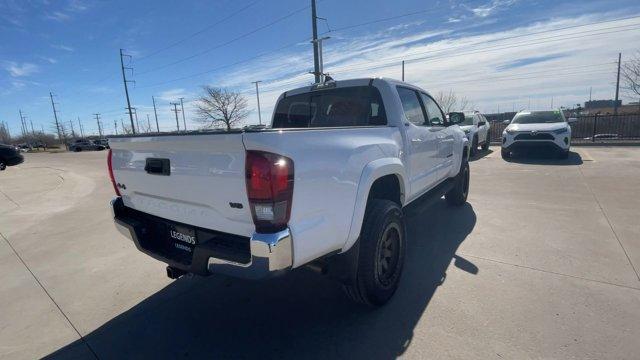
[272,86,387,128]
[397,87,426,126]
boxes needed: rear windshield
[272,86,387,128]
[512,111,565,124]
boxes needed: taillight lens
[245,151,294,233]
[107,149,121,196]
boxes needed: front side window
[397,87,426,126]
[272,86,387,128]
[420,94,446,126]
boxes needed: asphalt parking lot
[1,147,639,359]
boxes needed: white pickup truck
[109,78,470,306]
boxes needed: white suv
[501,110,576,159]
[460,111,490,156]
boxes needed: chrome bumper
[111,197,293,279]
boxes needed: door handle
[411,138,423,143]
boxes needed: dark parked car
[0,143,24,170]
[69,139,105,152]
[93,138,110,149]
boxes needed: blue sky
[1,0,640,136]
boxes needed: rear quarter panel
[243,127,403,267]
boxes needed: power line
[137,15,640,91]
[328,24,640,75]
[137,0,264,61]
[137,3,312,75]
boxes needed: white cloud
[462,0,518,18]
[3,62,39,77]
[51,43,75,52]
[197,12,640,124]
[40,56,58,64]
[67,0,89,12]
[45,11,71,22]
[157,88,192,102]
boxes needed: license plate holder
[167,224,197,256]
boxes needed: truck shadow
[504,149,583,165]
[46,201,476,359]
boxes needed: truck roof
[283,77,430,98]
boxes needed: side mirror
[448,112,465,125]
[568,117,578,124]
[502,120,510,125]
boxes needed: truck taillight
[107,149,121,196]
[245,150,294,233]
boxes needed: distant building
[584,100,622,109]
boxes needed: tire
[445,158,470,206]
[481,139,489,151]
[0,161,6,171]
[470,136,478,156]
[501,148,511,160]
[343,199,406,306]
[73,147,81,152]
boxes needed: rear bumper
[111,197,292,279]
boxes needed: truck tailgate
[109,133,254,237]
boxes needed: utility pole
[146,114,151,133]
[152,96,160,132]
[120,49,136,134]
[131,108,140,132]
[311,0,320,83]
[114,119,118,135]
[18,110,26,137]
[69,120,77,139]
[179,97,187,131]
[311,36,330,83]
[49,92,63,144]
[170,102,181,131]
[252,81,263,125]
[77,117,84,138]
[589,87,592,102]
[614,52,621,115]
[121,119,126,134]
[402,61,405,81]
[29,118,35,135]
[94,113,103,138]
[551,96,554,109]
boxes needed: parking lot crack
[459,253,640,291]
[577,165,640,283]
[0,188,19,208]
[0,231,100,359]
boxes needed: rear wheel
[481,139,489,151]
[445,158,470,206]
[343,199,405,306]
[470,136,478,156]
[0,161,6,171]
[501,148,511,159]
[74,147,81,152]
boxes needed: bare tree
[0,122,10,143]
[195,86,249,131]
[622,51,640,98]
[435,89,470,113]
